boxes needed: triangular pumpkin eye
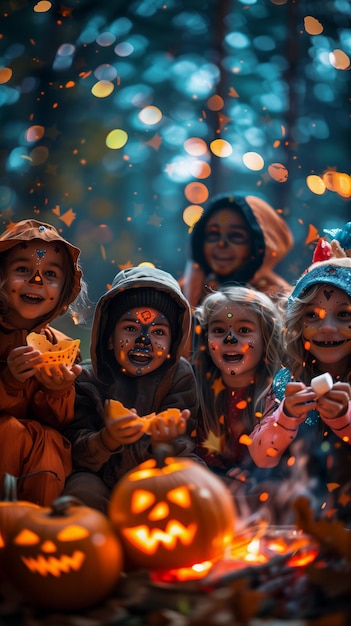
[57,525,90,541]
[14,529,40,545]
[131,490,156,513]
[167,486,191,508]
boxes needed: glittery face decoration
[36,248,47,262]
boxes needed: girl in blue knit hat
[248,254,351,523]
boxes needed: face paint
[302,285,351,375]
[29,270,43,285]
[111,306,172,377]
[36,249,47,262]
[223,331,238,345]
[207,302,264,387]
[136,309,156,324]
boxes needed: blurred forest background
[0,0,350,357]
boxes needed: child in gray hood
[64,266,201,512]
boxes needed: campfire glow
[150,525,318,584]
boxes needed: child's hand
[150,408,189,444]
[283,382,317,418]
[316,381,351,421]
[35,363,82,390]
[103,405,144,449]
[7,345,43,382]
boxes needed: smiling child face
[109,306,172,376]
[302,285,351,373]
[203,209,251,276]
[207,302,264,387]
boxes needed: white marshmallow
[311,372,333,396]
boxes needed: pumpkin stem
[50,495,85,517]
[2,473,18,502]
[153,443,174,468]
[1,470,59,502]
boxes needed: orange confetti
[259,492,269,502]
[266,447,278,457]
[287,456,295,467]
[236,400,247,410]
[238,434,252,446]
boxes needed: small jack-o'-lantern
[108,445,236,571]
[5,496,123,611]
[0,473,41,582]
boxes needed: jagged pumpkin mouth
[122,521,197,554]
[20,551,86,577]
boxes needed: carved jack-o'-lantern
[108,446,236,571]
[5,496,123,611]
[0,473,41,582]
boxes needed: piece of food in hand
[26,332,80,375]
[311,372,333,396]
[105,399,181,433]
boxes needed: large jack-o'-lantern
[108,446,236,571]
[5,496,124,611]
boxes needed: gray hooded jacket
[65,266,201,487]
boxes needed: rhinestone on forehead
[38,225,46,232]
[227,312,233,318]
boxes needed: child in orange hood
[0,219,87,505]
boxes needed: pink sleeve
[248,402,305,468]
[321,402,351,444]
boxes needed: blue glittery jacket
[248,368,351,520]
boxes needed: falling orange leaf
[305,224,319,245]
[202,431,224,454]
[118,261,134,270]
[146,133,162,150]
[228,86,239,97]
[327,482,340,493]
[212,377,226,396]
[58,209,76,227]
[338,492,351,506]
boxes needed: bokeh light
[0,0,349,358]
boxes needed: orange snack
[26,332,80,375]
[105,400,181,433]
